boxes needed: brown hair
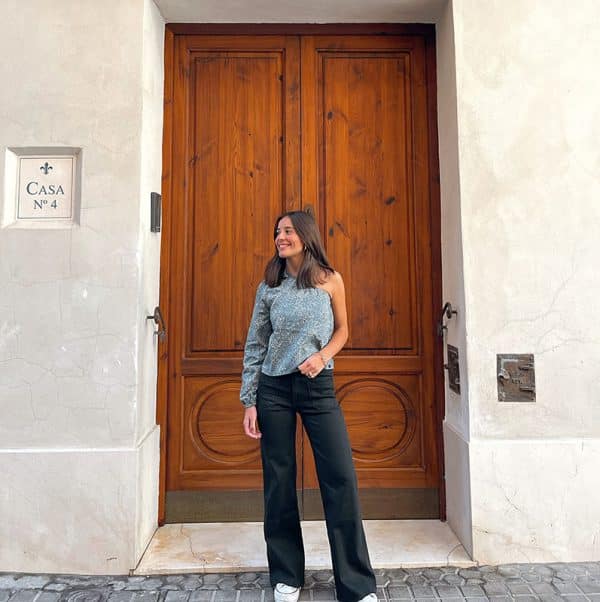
[264,209,335,289]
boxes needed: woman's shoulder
[316,268,342,297]
[318,268,342,284]
[257,279,272,295]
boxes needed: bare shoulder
[330,271,345,294]
[319,268,341,281]
[318,269,344,297]
[327,270,343,285]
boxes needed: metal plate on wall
[447,344,460,394]
[497,353,535,402]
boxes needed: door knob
[146,306,167,342]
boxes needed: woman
[240,210,377,602]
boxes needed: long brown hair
[264,209,335,289]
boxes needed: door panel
[189,52,284,352]
[166,35,301,493]
[300,36,439,497]
[311,53,416,351]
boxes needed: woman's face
[275,216,304,260]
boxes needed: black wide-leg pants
[256,369,376,602]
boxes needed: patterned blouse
[240,270,335,407]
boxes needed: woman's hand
[298,352,327,378]
[243,405,262,439]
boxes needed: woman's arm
[320,271,349,363]
[240,281,272,408]
[297,271,348,376]
[241,281,271,439]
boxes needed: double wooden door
[160,28,443,522]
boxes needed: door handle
[437,301,457,337]
[146,305,167,342]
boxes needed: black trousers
[256,369,376,602]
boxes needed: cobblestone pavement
[1,564,600,602]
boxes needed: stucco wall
[436,0,472,555]
[0,0,164,573]
[154,0,444,22]
[135,0,165,565]
[453,0,600,561]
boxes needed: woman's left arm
[319,271,348,363]
[298,271,348,375]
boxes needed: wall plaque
[497,353,536,402]
[17,156,74,219]
[3,147,81,228]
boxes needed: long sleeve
[240,280,272,408]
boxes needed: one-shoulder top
[240,270,335,407]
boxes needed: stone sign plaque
[17,156,75,219]
[2,147,81,228]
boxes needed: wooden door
[299,35,440,518]
[160,27,442,523]
[163,34,302,520]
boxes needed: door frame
[157,22,444,525]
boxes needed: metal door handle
[437,302,457,337]
[146,306,167,342]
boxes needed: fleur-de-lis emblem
[40,162,53,175]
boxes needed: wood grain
[165,35,301,492]
[300,35,439,493]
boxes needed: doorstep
[134,520,475,575]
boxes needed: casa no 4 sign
[17,156,75,219]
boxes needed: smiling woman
[239,209,377,602]
[240,210,342,407]
[268,211,336,290]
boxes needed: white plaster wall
[455,0,600,441]
[135,0,165,563]
[0,0,163,573]
[154,0,445,23]
[0,449,136,574]
[442,423,472,556]
[470,439,600,563]
[436,0,472,555]
[135,427,161,564]
[0,0,142,450]
[437,1,469,440]
[452,0,600,561]
[138,0,165,448]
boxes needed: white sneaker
[274,583,301,602]
[357,594,377,602]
